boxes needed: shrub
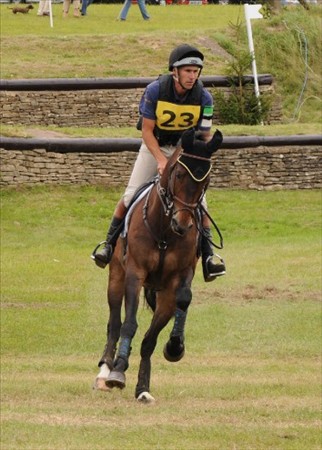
[214,17,271,124]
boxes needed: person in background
[118,0,150,21]
[37,0,50,16]
[81,0,94,16]
[92,44,226,283]
[63,0,80,17]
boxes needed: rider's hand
[157,157,167,176]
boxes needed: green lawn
[1,186,321,449]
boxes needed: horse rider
[92,44,226,282]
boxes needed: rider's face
[174,66,201,90]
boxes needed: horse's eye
[176,171,185,180]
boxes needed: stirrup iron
[91,241,107,260]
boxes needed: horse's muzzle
[171,215,193,236]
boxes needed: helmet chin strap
[173,69,187,91]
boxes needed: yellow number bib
[156,100,201,130]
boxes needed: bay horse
[94,128,223,403]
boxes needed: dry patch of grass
[193,283,321,306]
[1,353,320,448]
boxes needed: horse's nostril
[171,218,192,236]
[171,218,182,235]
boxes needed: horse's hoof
[93,377,111,391]
[106,370,126,389]
[137,391,155,404]
[163,341,185,362]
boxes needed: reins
[142,182,171,281]
[143,183,170,251]
[178,151,223,249]
[198,204,224,250]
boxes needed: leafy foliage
[215,87,270,125]
[214,18,271,124]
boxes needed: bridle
[143,151,212,250]
[141,149,223,287]
[157,151,212,218]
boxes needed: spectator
[37,0,50,16]
[63,0,80,17]
[81,0,94,16]
[118,0,150,21]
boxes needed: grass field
[1,186,321,449]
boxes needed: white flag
[244,3,263,115]
[244,4,263,20]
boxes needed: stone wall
[1,145,321,190]
[1,90,142,128]
[0,84,280,127]
[1,77,319,190]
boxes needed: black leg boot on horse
[92,200,127,269]
[201,227,226,282]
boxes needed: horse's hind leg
[94,261,124,391]
[94,312,122,391]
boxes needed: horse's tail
[144,288,156,312]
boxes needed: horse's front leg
[106,271,142,390]
[94,257,124,391]
[136,303,174,403]
[163,281,193,363]
[135,280,181,403]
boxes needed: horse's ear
[181,128,195,151]
[206,129,223,154]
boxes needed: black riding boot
[92,216,124,269]
[201,227,226,282]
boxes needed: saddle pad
[121,183,154,238]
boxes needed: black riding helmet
[168,44,204,71]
